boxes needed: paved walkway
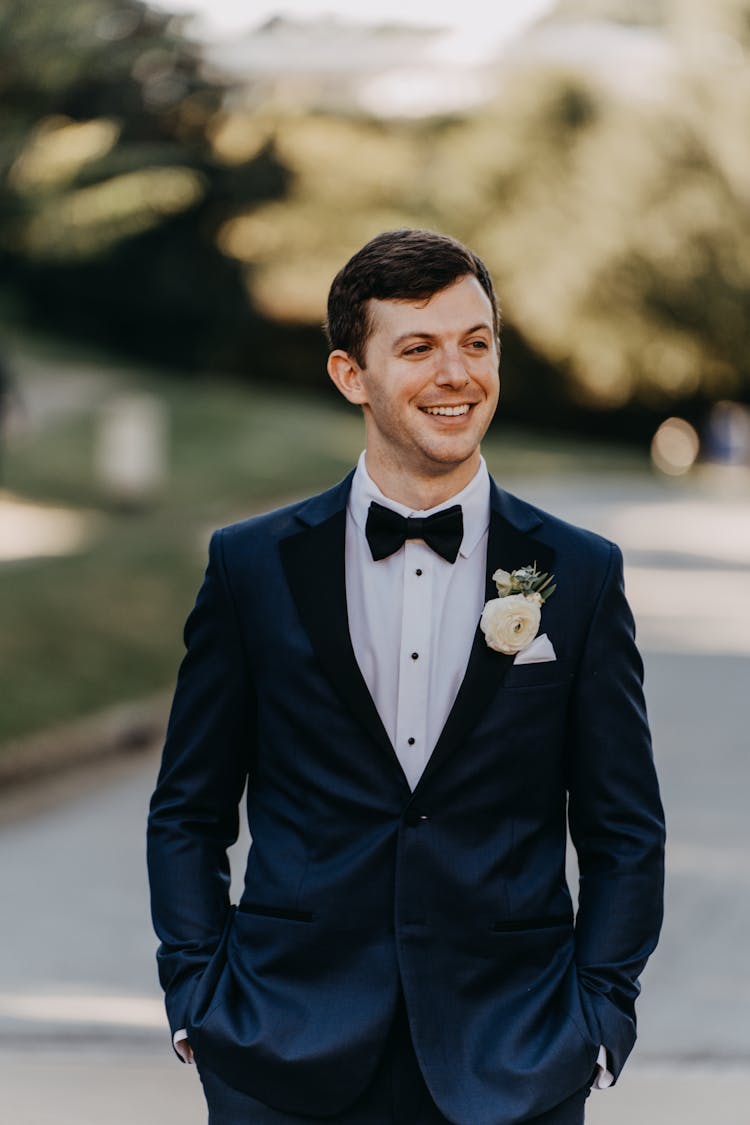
[0,471,748,1122]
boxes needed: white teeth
[423,404,471,416]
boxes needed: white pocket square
[513,633,557,665]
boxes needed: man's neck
[363,453,481,511]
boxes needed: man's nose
[435,349,470,388]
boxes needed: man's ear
[327,350,368,405]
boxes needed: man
[147,229,665,1124]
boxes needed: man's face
[338,274,500,486]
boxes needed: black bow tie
[365,501,464,564]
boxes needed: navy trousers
[197,995,591,1125]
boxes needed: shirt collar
[348,451,490,559]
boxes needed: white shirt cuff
[593,1044,614,1089]
[173,1028,193,1064]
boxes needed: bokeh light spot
[651,417,700,476]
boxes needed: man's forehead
[366,275,493,337]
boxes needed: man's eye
[404,344,430,356]
[468,339,488,350]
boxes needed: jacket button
[405,810,429,826]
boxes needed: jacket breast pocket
[501,660,573,691]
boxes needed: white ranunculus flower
[480,593,542,655]
[491,568,514,596]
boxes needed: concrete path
[1,470,748,1122]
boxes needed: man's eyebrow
[391,323,493,347]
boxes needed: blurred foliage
[0,0,290,372]
[2,0,750,437]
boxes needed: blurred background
[0,0,749,1121]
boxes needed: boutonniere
[480,563,556,655]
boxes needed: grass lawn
[0,345,648,747]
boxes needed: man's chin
[416,443,483,476]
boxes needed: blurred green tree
[452,0,750,419]
[0,0,289,372]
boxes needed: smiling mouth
[420,404,472,416]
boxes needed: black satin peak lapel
[413,503,555,796]
[279,509,409,790]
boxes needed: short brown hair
[325,228,500,366]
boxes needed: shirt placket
[395,540,433,789]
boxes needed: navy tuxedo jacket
[147,473,665,1125]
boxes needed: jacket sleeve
[567,542,665,1081]
[147,528,255,1040]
